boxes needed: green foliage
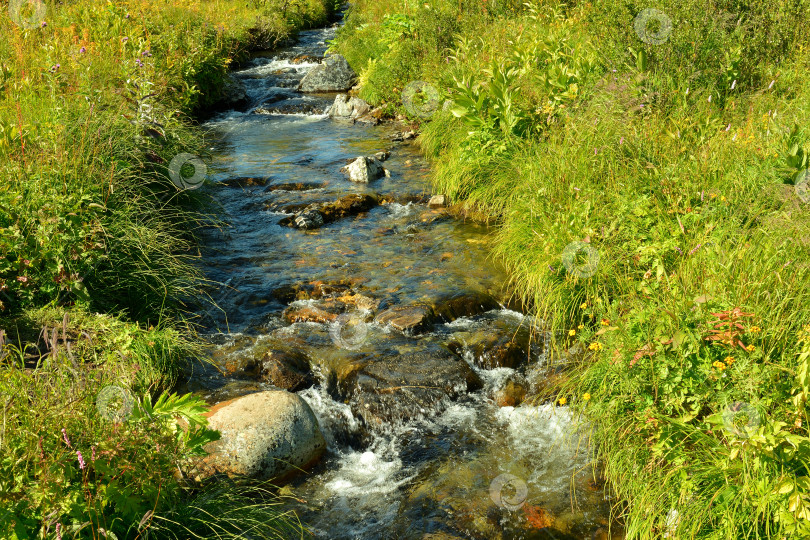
[334,0,810,536]
[1,0,334,536]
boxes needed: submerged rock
[493,373,528,407]
[259,349,316,392]
[278,194,378,229]
[347,346,484,426]
[201,391,326,482]
[298,54,356,92]
[375,304,435,334]
[220,176,272,187]
[282,303,339,324]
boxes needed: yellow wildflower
[746,344,755,352]
[601,319,610,326]
[569,329,576,336]
[720,196,727,202]
[583,393,591,401]
[724,356,735,365]
[749,326,761,334]
[578,324,584,330]
[558,396,567,406]
[580,302,588,309]
[712,360,727,371]
[589,342,603,351]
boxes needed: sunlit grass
[333,0,810,536]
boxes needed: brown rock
[259,349,315,392]
[374,304,435,334]
[431,291,500,322]
[283,304,339,324]
[494,374,528,407]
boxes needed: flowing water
[183,18,619,540]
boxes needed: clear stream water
[183,19,619,540]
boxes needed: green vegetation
[331,0,810,537]
[1,0,332,536]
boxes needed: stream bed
[182,18,619,540]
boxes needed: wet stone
[347,347,484,426]
[374,304,435,334]
[282,303,341,324]
[220,176,272,187]
[493,373,528,407]
[278,194,378,229]
[258,349,316,392]
[448,313,537,370]
[430,291,501,323]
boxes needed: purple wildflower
[122,37,128,42]
[688,244,702,256]
[55,524,62,540]
[135,58,144,68]
[619,136,624,145]
[125,13,130,18]
[77,451,86,470]
[725,124,731,131]
[79,47,86,54]
[62,428,71,448]
[41,21,47,28]
[594,148,598,155]
[49,64,60,73]
[142,50,151,57]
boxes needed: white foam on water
[495,404,592,492]
[387,202,415,218]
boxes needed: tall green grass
[333,0,810,536]
[1,0,334,536]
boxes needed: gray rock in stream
[328,94,371,119]
[279,194,379,229]
[199,391,326,482]
[346,346,484,427]
[298,54,356,92]
[341,156,387,183]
